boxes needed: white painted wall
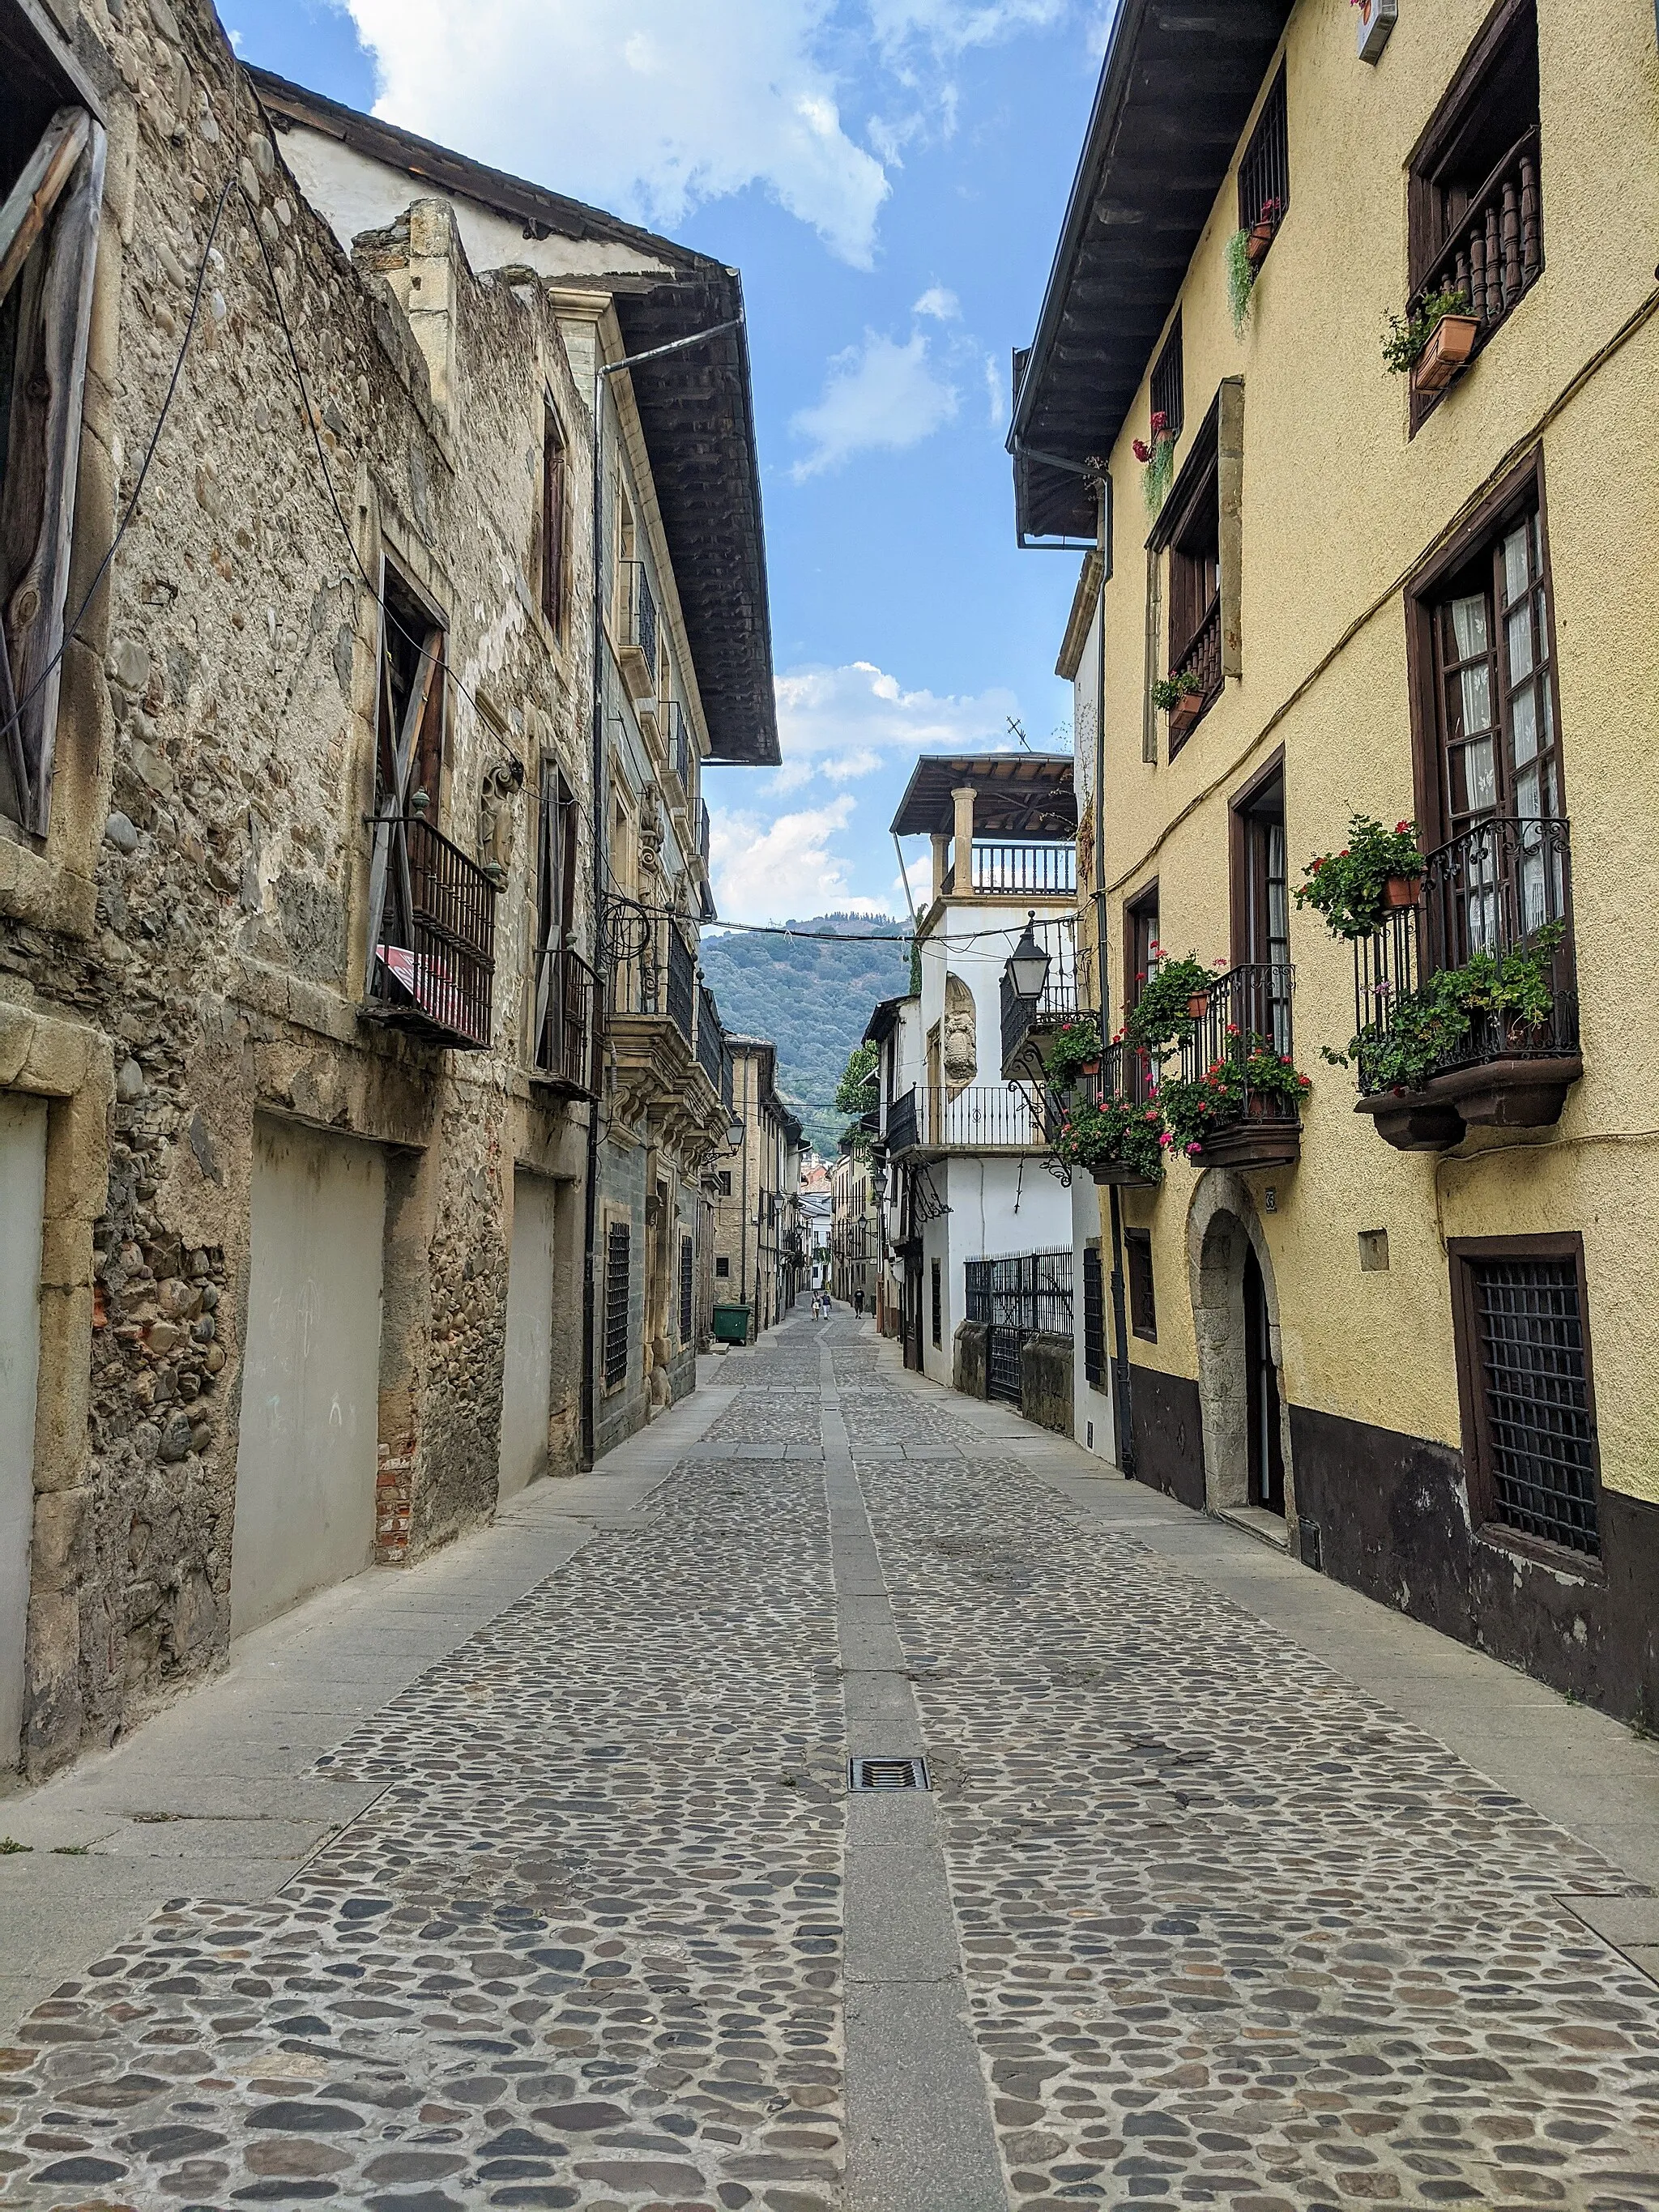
[925,1153,1073,1390]
[500,1171,558,1502]
[231,1120,386,1639]
[0,1094,47,1772]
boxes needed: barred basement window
[718,1170,731,1196]
[1236,61,1289,258]
[680,1235,693,1346]
[0,6,107,840]
[714,1254,730,1280]
[603,1219,630,1391]
[1082,1244,1105,1388]
[930,1259,942,1349]
[1126,1229,1157,1343]
[1450,1235,1599,1558]
[1149,314,1183,441]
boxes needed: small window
[1149,315,1183,443]
[1450,1234,1598,1558]
[1162,411,1222,753]
[0,14,105,840]
[603,1219,630,1390]
[375,561,446,816]
[1125,884,1160,1015]
[714,1253,730,1280]
[717,1170,731,1197]
[1406,1,1540,425]
[1236,62,1289,260]
[1082,1244,1106,1388]
[930,1259,942,1349]
[541,401,566,637]
[531,761,581,1081]
[679,1235,693,1346]
[1125,1229,1157,1342]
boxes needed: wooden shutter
[0,105,104,837]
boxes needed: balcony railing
[697,798,710,864]
[531,946,596,1091]
[1176,962,1300,1155]
[887,1083,1045,1154]
[671,703,693,801]
[1001,913,1093,1075]
[368,812,498,1050]
[619,561,659,695]
[695,981,724,1093]
[1352,817,1576,1097]
[604,900,697,1046]
[966,842,1075,897]
[1411,127,1541,381]
[1171,592,1222,715]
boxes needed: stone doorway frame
[1185,1170,1299,1532]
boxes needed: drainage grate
[848,1755,929,1792]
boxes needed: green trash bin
[711,1302,752,1345]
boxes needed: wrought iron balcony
[1176,961,1301,1169]
[694,981,724,1094]
[1047,1042,1162,1186]
[1353,816,1578,1151]
[618,560,659,700]
[886,1083,1046,1156]
[945,842,1076,898]
[367,812,498,1051]
[1000,914,1093,1077]
[531,946,596,1092]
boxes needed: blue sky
[220,0,1111,922]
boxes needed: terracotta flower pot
[1079,1058,1100,1076]
[1384,873,1421,909]
[1245,216,1277,266]
[1170,692,1203,734]
[1411,313,1479,396]
[1186,993,1209,1020]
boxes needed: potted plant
[1244,196,1282,266]
[1132,409,1176,515]
[1150,667,1205,735]
[1328,922,1567,1095]
[1052,1092,1166,1188]
[1159,1041,1311,1160]
[1125,952,1216,1060]
[1045,1016,1103,1089]
[1382,289,1478,394]
[1294,816,1423,940]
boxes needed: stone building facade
[709,1037,804,1341]
[0,0,776,1779]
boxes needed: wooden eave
[889,753,1078,841]
[1009,0,1293,543]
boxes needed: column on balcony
[952,786,975,893]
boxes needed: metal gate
[966,1249,1073,1408]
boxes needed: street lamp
[724,1117,744,1149]
[1006,910,1051,1003]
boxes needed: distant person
[855,1288,864,1319]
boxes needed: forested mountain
[697,914,911,1155]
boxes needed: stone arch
[1185,1170,1298,1526]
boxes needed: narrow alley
[3,1316,1658,2210]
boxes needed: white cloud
[868,0,1070,53]
[983,350,1006,427]
[710,796,864,923]
[789,330,958,479]
[913,284,961,321]
[774,658,1019,784]
[341,0,890,266]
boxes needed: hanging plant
[1324,922,1567,1094]
[1226,228,1256,339]
[1045,1015,1103,1089]
[1132,410,1176,515]
[1124,951,1218,1059]
[1052,1093,1167,1186]
[1293,816,1423,940]
[1158,1044,1312,1160]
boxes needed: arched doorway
[1188,1171,1295,1527]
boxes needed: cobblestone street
[4,1318,1659,2210]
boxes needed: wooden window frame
[1149,313,1183,442]
[1405,0,1541,433]
[714,1252,730,1280]
[1124,880,1159,1024]
[539,398,567,640]
[0,13,107,844]
[1149,386,1241,757]
[1448,1230,1603,1570]
[530,756,580,1080]
[1404,449,1564,851]
[1227,748,1286,968]
[1125,1227,1157,1343]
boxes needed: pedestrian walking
[855,1288,864,1320]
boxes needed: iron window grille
[931,1259,942,1349]
[0,49,105,842]
[695,982,724,1092]
[603,1221,630,1391]
[1081,1245,1106,1387]
[1451,1237,1599,1558]
[541,401,566,636]
[714,1254,730,1279]
[1237,62,1290,251]
[966,1249,1073,1407]
[680,1235,694,1346]
[1149,313,1183,441]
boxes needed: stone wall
[953,1320,988,1400]
[1019,1332,1075,1440]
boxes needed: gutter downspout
[1091,467,1135,1483]
[578,349,607,1473]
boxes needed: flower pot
[1244,216,1277,266]
[1411,313,1479,396]
[1170,693,1203,735]
[1079,1058,1100,1076]
[1186,993,1209,1020]
[1383,873,1421,909]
